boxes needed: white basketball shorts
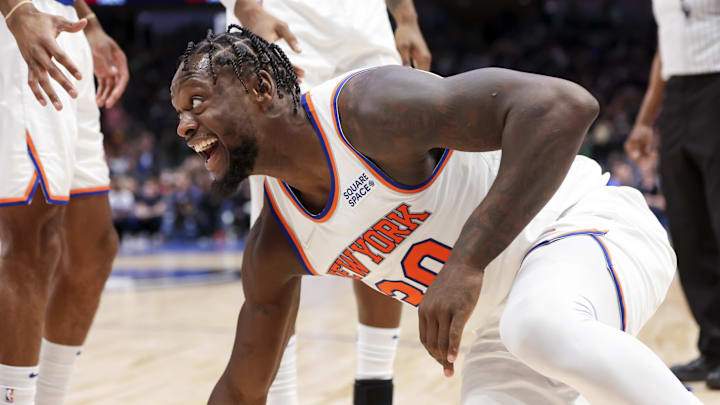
[0,0,109,207]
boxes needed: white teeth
[192,138,218,153]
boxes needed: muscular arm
[343,66,598,268]
[208,207,305,405]
[340,66,599,372]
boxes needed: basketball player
[172,27,701,405]
[0,1,127,404]
[219,0,430,403]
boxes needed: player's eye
[191,97,203,110]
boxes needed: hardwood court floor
[67,250,720,404]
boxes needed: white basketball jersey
[264,70,611,315]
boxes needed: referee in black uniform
[626,0,720,390]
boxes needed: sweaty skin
[171,60,598,404]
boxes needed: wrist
[5,2,38,31]
[392,11,418,26]
[387,0,418,25]
[82,14,102,33]
[632,121,653,131]
[234,0,262,23]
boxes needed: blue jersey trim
[69,189,110,198]
[263,184,316,276]
[331,70,452,192]
[277,93,337,221]
[26,143,69,205]
[0,178,39,207]
[55,0,75,5]
[524,229,627,332]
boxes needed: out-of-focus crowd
[102,0,667,245]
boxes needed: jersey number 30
[375,239,452,306]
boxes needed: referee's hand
[625,124,655,165]
[6,3,86,111]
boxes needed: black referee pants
[658,72,720,358]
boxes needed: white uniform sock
[356,324,400,380]
[35,339,82,405]
[0,363,39,405]
[267,335,298,405]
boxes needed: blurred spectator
[109,176,137,241]
[134,177,166,237]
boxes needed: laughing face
[171,58,259,198]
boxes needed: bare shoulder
[241,202,306,301]
[336,66,595,155]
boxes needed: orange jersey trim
[26,132,70,203]
[264,181,320,276]
[329,70,454,194]
[70,185,111,196]
[275,93,339,223]
[0,172,38,205]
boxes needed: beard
[210,137,258,200]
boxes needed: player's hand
[418,263,482,377]
[394,22,431,70]
[5,4,87,110]
[624,124,655,165]
[235,5,301,53]
[84,21,129,108]
[234,4,304,82]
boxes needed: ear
[248,69,277,111]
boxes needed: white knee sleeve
[500,235,701,405]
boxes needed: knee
[82,224,119,280]
[0,208,64,285]
[98,225,120,267]
[500,299,586,376]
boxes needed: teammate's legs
[0,197,66,404]
[36,194,117,405]
[499,236,698,405]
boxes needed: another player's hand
[5,4,87,110]
[235,5,300,53]
[84,21,129,108]
[624,124,655,165]
[394,22,431,70]
[234,4,304,82]
[418,263,482,377]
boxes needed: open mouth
[190,137,220,162]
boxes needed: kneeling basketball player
[171,26,701,405]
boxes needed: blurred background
[92,0,666,254]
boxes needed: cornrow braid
[179,24,301,113]
[181,41,196,72]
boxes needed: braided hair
[179,25,301,113]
